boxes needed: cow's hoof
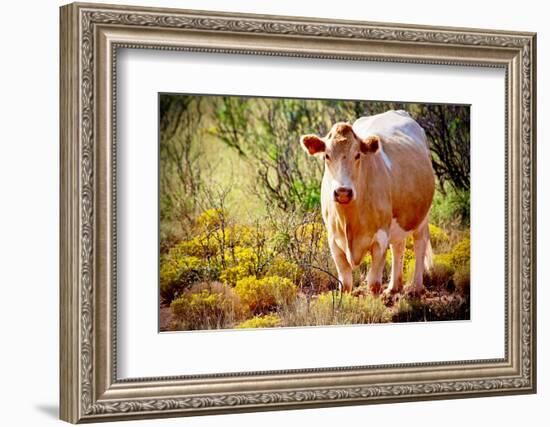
[368,281,382,295]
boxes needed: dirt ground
[159,305,174,332]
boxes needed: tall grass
[278,292,390,327]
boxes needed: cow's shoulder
[353,110,421,140]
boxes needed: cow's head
[300,122,380,205]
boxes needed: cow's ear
[360,135,380,154]
[300,134,326,156]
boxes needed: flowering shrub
[451,237,470,267]
[159,254,204,304]
[220,246,257,285]
[425,253,455,288]
[235,314,282,329]
[161,203,470,330]
[220,264,252,286]
[294,221,327,253]
[433,253,454,270]
[196,208,225,230]
[171,235,218,260]
[264,256,299,281]
[170,282,242,330]
[235,275,297,314]
[429,223,450,250]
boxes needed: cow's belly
[388,218,412,244]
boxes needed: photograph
[57,2,536,422]
[158,94,471,332]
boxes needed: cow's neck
[329,158,391,266]
[329,200,367,266]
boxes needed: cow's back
[353,111,435,232]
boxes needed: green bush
[430,183,470,227]
[235,314,282,329]
[235,275,297,314]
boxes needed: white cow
[300,110,435,295]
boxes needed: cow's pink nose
[334,187,353,204]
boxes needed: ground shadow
[35,403,58,419]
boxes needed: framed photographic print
[60,2,537,423]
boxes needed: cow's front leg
[366,236,388,295]
[329,239,353,293]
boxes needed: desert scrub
[219,246,257,285]
[235,275,297,315]
[392,294,468,322]
[450,237,470,267]
[400,249,419,282]
[425,253,456,289]
[235,314,282,329]
[393,297,413,322]
[361,249,414,283]
[172,234,219,259]
[159,254,204,304]
[195,208,225,230]
[428,224,450,251]
[307,292,390,325]
[264,256,300,281]
[294,221,327,252]
[453,265,470,295]
[170,282,242,330]
[219,264,252,286]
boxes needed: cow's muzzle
[333,187,353,204]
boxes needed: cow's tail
[424,239,434,271]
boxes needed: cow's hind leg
[329,240,353,293]
[409,219,430,295]
[385,239,405,295]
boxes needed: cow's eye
[325,154,330,161]
[355,153,360,160]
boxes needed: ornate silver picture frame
[60,2,536,423]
